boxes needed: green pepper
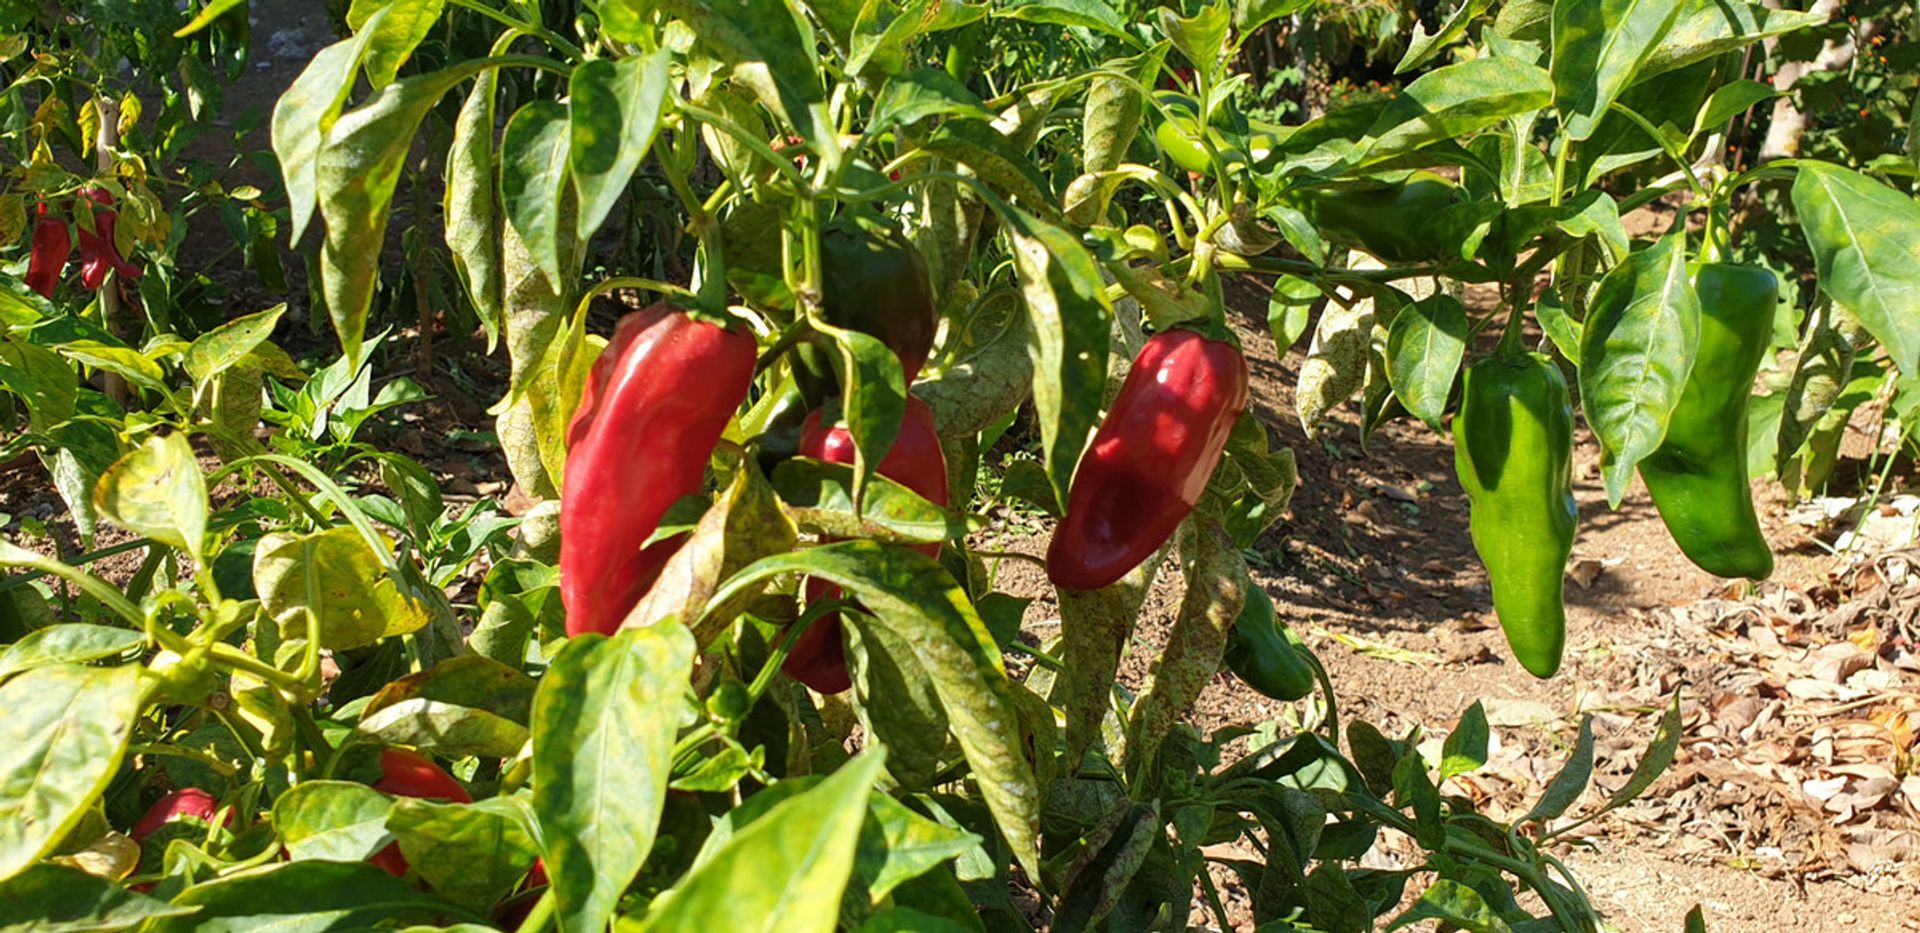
[1638,264,1776,580]
[792,218,937,407]
[736,375,809,474]
[1155,114,1214,175]
[1280,172,1458,263]
[1454,350,1576,678]
[1223,586,1316,701]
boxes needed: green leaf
[1267,276,1319,354]
[817,324,908,508]
[271,780,396,862]
[272,16,384,244]
[317,61,497,363]
[347,0,449,89]
[1550,0,1684,140]
[0,624,143,682]
[55,342,168,398]
[1396,0,1492,73]
[150,860,483,933]
[1003,207,1112,509]
[628,464,798,646]
[702,542,1042,883]
[184,304,287,389]
[847,0,932,77]
[1691,79,1781,142]
[1347,56,1553,168]
[922,120,1057,216]
[0,862,194,931]
[92,434,207,563]
[651,0,833,155]
[0,664,143,881]
[172,0,247,37]
[532,624,696,933]
[1385,293,1468,430]
[1156,4,1230,77]
[998,0,1131,40]
[570,50,671,244]
[1384,879,1512,933]
[847,617,950,790]
[869,70,992,136]
[1236,0,1312,35]
[1522,714,1593,824]
[1637,0,1823,80]
[358,697,531,758]
[630,752,885,932]
[363,654,538,725]
[254,526,429,650]
[853,793,981,906]
[1392,751,1444,849]
[500,99,572,287]
[445,70,503,348]
[1437,700,1489,782]
[771,459,974,545]
[1056,562,1156,768]
[390,797,539,912]
[1602,691,1682,810]
[1577,232,1700,506]
[0,338,77,432]
[1053,801,1160,933]
[1792,162,1920,377]
[1534,288,1582,364]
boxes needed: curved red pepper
[561,304,758,637]
[76,188,141,291]
[23,204,70,299]
[1047,329,1248,590]
[784,397,949,693]
[369,747,471,877]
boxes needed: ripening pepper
[1279,172,1458,264]
[560,304,758,637]
[1639,264,1777,580]
[23,203,70,298]
[784,396,949,693]
[792,219,938,406]
[76,188,142,290]
[132,788,230,842]
[1453,350,1576,678]
[1048,329,1249,591]
[369,747,471,877]
[1223,586,1316,701]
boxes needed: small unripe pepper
[1048,329,1248,591]
[791,219,937,406]
[76,188,142,290]
[560,304,758,637]
[1638,264,1776,580]
[1453,350,1576,678]
[23,203,70,299]
[1223,586,1316,701]
[784,396,949,693]
[369,747,471,877]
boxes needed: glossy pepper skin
[784,397,949,693]
[1280,172,1457,264]
[1639,264,1777,580]
[1223,586,1316,701]
[369,748,471,877]
[76,188,142,290]
[1048,329,1248,591]
[791,220,937,406]
[132,788,229,842]
[24,204,70,298]
[1453,351,1576,678]
[561,304,757,637]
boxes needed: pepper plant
[1,0,1914,930]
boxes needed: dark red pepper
[1047,329,1248,590]
[76,188,141,290]
[369,747,471,877]
[783,396,949,693]
[23,203,70,299]
[561,304,758,637]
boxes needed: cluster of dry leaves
[1440,552,1920,895]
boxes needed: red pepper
[76,188,141,291]
[783,397,949,693]
[132,788,230,842]
[23,203,70,299]
[561,304,758,637]
[1046,329,1248,590]
[369,748,471,877]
